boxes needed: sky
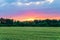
[0,0,60,21]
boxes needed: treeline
[0,18,60,27]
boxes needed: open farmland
[0,27,60,40]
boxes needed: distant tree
[0,18,60,27]
[5,19,14,26]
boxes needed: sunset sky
[0,0,60,21]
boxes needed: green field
[0,27,60,40]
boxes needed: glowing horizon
[2,10,60,21]
[0,0,60,21]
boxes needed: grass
[0,27,60,40]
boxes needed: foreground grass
[0,27,60,40]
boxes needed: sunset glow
[0,0,60,21]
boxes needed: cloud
[11,2,42,6]
[46,0,54,3]
[0,0,7,7]
[0,3,8,7]
[0,0,54,7]
[12,0,54,6]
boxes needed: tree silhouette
[0,18,60,27]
